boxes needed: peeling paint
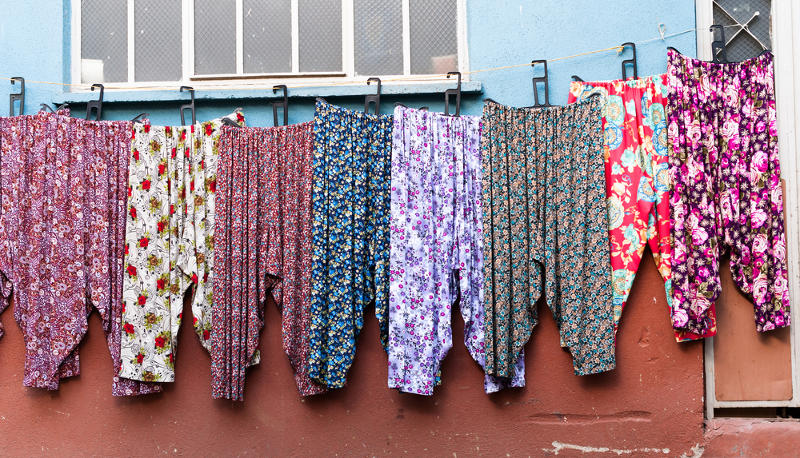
[680,443,704,458]
[543,441,670,455]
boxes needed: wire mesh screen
[79,0,461,82]
[409,0,458,74]
[298,0,343,72]
[243,0,293,74]
[713,0,771,62]
[354,0,403,76]
[81,0,128,83]
[194,0,237,75]
[135,0,182,82]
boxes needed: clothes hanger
[620,42,638,79]
[710,25,728,63]
[365,77,381,114]
[444,71,462,116]
[571,75,584,82]
[85,83,104,120]
[9,77,24,116]
[272,84,288,126]
[529,60,556,108]
[179,86,196,125]
[131,113,149,123]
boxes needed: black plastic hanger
[179,86,196,125]
[365,78,381,114]
[9,77,24,116]
[621,42,638,79]
[710,25,728,63]
[272,84,288,127]
[571,75,584,82]
[131,113,149,123]
[40,103,68,113]
[85,83,104,120]
[444,71,462,116]
[530,60,554,108]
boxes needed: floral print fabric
[482,98,616,378]
[667,49,791,336]
[120,113,244,383]
[212,122,326,400]
[308,99,392,390]
[568,75,705,342]
[388,105,524,395]
[0,111,160,395]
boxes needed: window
[72,0,466,88]
[696,0,800,418]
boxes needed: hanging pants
[568,75,707,342]
[481,98,616,378]
[0,111,160,395]
[388,105,524,395]
[120,113,244,383]
[212,122,326,400]
[307,99,392,390]
[667,49,791,336]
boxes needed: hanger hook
[179,85,196,125]
[530,60,551,107]
[620,42,638,80]
[272,84,288,126]
[85,83,104,120]
[365,77,381,114]
[445,71,462,116]
[10,77,25,116]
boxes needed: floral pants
[568,75,705,342]
[667,49,791,336]
[481,99,616,378]
[212,122,326,400]
[307,100,392,390]
[0,111,159,395]
[120,113,244,383]
[388,105,524,395]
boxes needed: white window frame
[697,0,800,418]
[70,0,470,91]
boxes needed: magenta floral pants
[667,49,791,336]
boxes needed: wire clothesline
[0,25,734,94]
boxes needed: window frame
[69,0,469,91]
[697,0,800,418]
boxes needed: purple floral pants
[667,49,791,336]
[388,106,524,395]
[0,111,160,395]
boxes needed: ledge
[53,81,482,104]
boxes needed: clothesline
[0,25,731,94]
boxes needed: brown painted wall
[0,254,704,456]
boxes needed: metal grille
[134,0,182,82]
[354,0,403,76]
[194,0,237,75]
[713,0,771,62]
[409,0,458,74]
[81,0,127,83]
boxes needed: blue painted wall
[0,0,696,126]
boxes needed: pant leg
[120,123,178,383]
[722,54,791,331]
[546,99,616,376]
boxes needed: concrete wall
[0,1,713,455]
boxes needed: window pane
[354,0,403,76]
[409,0,458,74]
[194,0,237,75]
[713,0,771,62]
[243,0,292,73]
[81,0,127,83]
[298,0,342,72]
[135,0,182,82]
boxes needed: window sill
[52,81,482,104]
